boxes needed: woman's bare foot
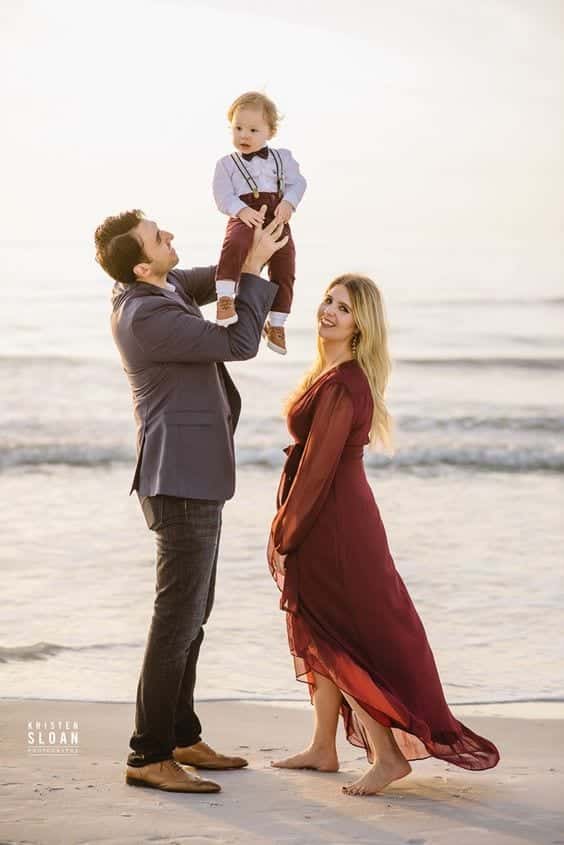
[271,746,339,772]
[342,756,411,796]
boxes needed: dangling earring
[351,333,359,357]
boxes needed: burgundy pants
[216,191,295,314]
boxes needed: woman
[267,274,500,796]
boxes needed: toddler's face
[231,107,272,155]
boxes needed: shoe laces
[165,758,190,776]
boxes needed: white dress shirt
[213,148,307,218]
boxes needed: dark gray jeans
[127,494,223,767]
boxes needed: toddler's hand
[273,200,293,224]
[238,206,266,229]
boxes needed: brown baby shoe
[263,322,287,355]
[216,296,238,327]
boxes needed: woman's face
[317,284,356,343]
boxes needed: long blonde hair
[285,274,393,448]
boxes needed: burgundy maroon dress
[268,360,499,770]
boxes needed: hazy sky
[1,0,562,274]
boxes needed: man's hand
[273,199,293,224]
[242,207,289,275]
[237,206,266,229]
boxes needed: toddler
[213,91,306,354]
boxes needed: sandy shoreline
[1,699,563,845]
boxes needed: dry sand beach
[1,699,563,845]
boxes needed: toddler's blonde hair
[227,91,280,136]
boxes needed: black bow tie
[241,147,269,162]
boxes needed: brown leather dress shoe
[173,740,248,770]
[125,758,221,792]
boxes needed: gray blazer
[111,266,278,501]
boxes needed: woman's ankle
[309,740,337,755]
[373,747,408,766]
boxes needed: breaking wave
[0,641,141,664]
[1,439,562,474]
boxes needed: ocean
[1,240,563,708]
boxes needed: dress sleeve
[271,381,354,555]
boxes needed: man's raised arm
[173,265,217,307]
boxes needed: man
[94,208,284,793]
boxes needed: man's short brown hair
[94,209,146,284]
[227,91,281,135]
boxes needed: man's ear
[133,261,151,281]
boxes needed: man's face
[133,219,178,278]
[231,107,272,155]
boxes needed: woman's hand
[267,532,287,575]
[242,208,289,275]
[272,549,287,575]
